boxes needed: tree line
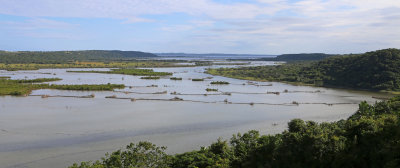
[0,50,157,64]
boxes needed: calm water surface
[0,61,389,168]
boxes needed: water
[0,60,389,168]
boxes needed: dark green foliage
[210,81,230,85]
[70,96,400,168]
[207,49,400,91]
[261,53,334,62]
[13,78,62,83]
[206,88,218,92]
[195,61,214,66]
[206,62,316,85]
[69,141,171,168]
[171,139,231,168]
[68,68,172,76]
[170,77,183,80]
[0,50,156,64]
[141,76,161,80]
[192,78,204,81]
[315,48,400,90]
[44,84,125,91]
[0,78,124,95]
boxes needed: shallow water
[0,61,389,168]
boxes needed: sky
[0,0,399,54]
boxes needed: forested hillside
[316,48,400,90]
[70,96,400,168]
[207,49,400,91]
[260,53,334,61]
[0,50,157,63]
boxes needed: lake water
[0,60,389,168]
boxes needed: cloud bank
[0,0,399,54]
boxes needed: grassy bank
[206,65,314,86]
[13,78,62,83]
[68,68,172,76]
[206,88,218,92]
[170,77,182,80]
[0,78,124,96]
[141,76,161,80]
[210,81,230,85]
[0,61,192,71]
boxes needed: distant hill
[207,48,400,91]
[0,50,157,64]
[259,53,334,62]
[316,48,400,90]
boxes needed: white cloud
[161,25,193,32]
[190,20,215,27]
[0,0,274,20]
[0,0,399,53]
[0,18,80,39]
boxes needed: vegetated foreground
[0,78,124,96]
[69,96,400,168]
[207,48,400,92]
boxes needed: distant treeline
[0,50,157,64]
[208,48,400,91]
[260,53,334,62]
[70,96,400,168]
[226,53,335,62]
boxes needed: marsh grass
[14,78,62,83]
[0,61,193,71]
[0,78,124,96]
[206,88,218,92]
[210,81,230,85]
[68,68,172,76]
[170,77,182,80]
[141,76,161,80]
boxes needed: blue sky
[0,0,399,54]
